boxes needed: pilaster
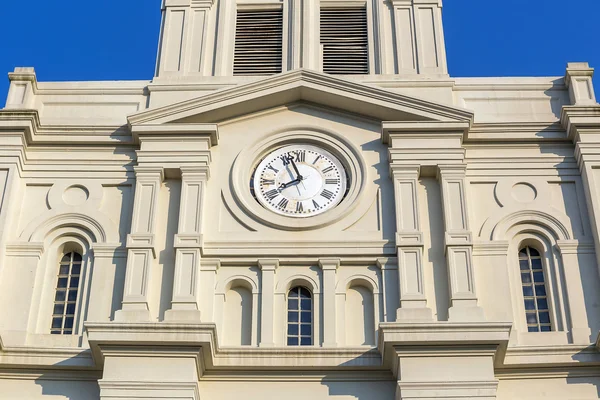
[88,245,128,322]
[258,259,278,347]
[438,164,484,322]
[4,68,37,109]
[319,258,340,347]
[388,0,447,76]
[556,240,594,344]
[165,166,209,322]
[115,167,163,322]
[561,64,600,276]
[2,243,44,333]
[157,0,216,78]
[390,165,432,322]
[379,322,511,400]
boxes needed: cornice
[0,109,134,145]
[128,69,474,126]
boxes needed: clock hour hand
[278,178,301,190]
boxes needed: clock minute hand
[289,156,303,180]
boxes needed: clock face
[252,145,347,218]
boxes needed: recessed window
[320,7,369,75]
[51,252,82,335]
[519,246,551,332]
[233,9,283,76]
[287,286,312,346]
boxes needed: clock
[252,144,348,217]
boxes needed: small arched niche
[223,280,253,346]
[345,283,375,346]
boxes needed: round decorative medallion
[252,144,348,217]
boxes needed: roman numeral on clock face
[296,202,304,213]
[277,198,289,209]
[265,189,279,200]
[261,178,275,186]
[321,189,334,200]
[312,155,322,164]
[322,166,334,174]
[325,178,340,185]
[295,151,306,162]
[267,165,279,173]
[312,200,320,209]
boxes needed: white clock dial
[252,145,348,218]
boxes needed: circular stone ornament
[230,128,366,231]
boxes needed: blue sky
[1,0,598,106]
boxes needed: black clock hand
[278,178,301,190]
[289,156,303,180]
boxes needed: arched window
[287,286,312,346]
[51,252,83,335]
[519,246,551,332]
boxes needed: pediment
[128,69,473,126]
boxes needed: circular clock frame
[252,144,348,218]
[230,128,366,231]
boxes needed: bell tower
[155,0,448,79]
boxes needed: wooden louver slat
[320,8,369,75]
[234,9,283,76]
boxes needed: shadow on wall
[34,351,100,400]
[566,344,600,398]
[322,369,396,400]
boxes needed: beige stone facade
[1,0,600,399]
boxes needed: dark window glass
[287,286,312,346]
[519,246,552,332]
[51,252,83,335]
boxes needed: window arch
[50,251,83,335]
[519,246,551,332]
[287,286,312,346]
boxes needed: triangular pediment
[128,69,473,126]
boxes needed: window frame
[509,233,569,345]
[286,286,313,346]
[232,2,288,76]
[319,0,375,75]
[50,251,84,335]
[518,245,552,333]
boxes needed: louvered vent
[320,8,369,75]
[233,9,283,76]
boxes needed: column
[562,63,600,275]
[2,243,44,334]
[302,0,320,70]
[258,259,278,347]
[115,167,163,322]
[165,167,209,322]
[88,245,127,322]
[319,258,340,347]
[557,241,593,344]
[391,165,433,321]
[438,164,485,322]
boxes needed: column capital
[258,259,279,271]
[5,242,44,257]
[376,257,398,270]
[318,258,341,271]
[181,166,210,181]
[91,244,128,259]
[390,164,420,179]
[200,258,221,272]
[437,163,467,179]
[133,166,165,181]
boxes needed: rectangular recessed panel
[234,9,283,76]
[320,7,369,75]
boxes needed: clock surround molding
[230,127,367,231]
